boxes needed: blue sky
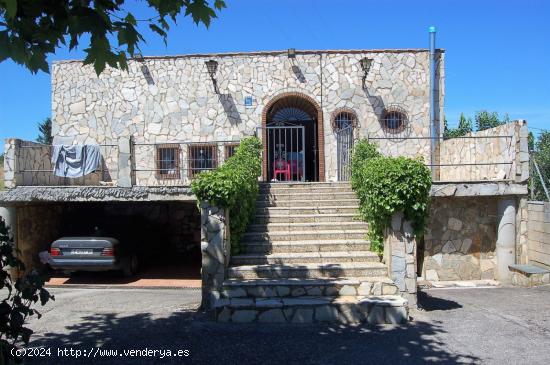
[1,0,548,142]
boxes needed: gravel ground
[20,285,550,364]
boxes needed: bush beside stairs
[214,182,409,324]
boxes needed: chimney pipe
[429,26,437,179]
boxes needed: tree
[475,110,504,131]
[36,117,52,145]
[444,112,473,139]
[0,218,54,364]
[0,0,226,75]
[531,130,550,201]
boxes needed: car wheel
[122,254,139,277]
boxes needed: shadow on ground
[418,290,463,311]
[29,307,478,365]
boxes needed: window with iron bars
[156,144,181,179]
[333,111,356,131]
[224,143,239,161]
[189,144,218,177]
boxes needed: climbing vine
[191,136,262,254]
[351,139,432,253]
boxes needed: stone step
[215,295,408,324]
[256,199,359,208]
[221,277,397,298]
[259,186,354,194]
[259,182,351,189]
[227,262,388,279]
[257,192,357,202]
[241,229,368,242]
[247,221,369,233]
[254,213,359,224]
[231,251,379,265]
[240,239,372,254]
[256,206,359,215]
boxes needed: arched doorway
[261,93,325,182]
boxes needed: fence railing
[132,139,240,186]
[365,134,517,182]
[5,140,118,187]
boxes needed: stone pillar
[117,136,133,187]
[3,139,21,189]
[497,198,517,283]
[200,202,230,311]
[384,212,417,308]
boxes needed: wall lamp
[287,48,296,58]
[360,57,373,89]
[205,59,219,94]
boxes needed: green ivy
[351,139,432,253]
[191,137,262,254]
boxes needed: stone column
[3,139,21,189]
[200,202,230,311]
[497,198,517,283]
[384,212,417,308]
[117,136,133,187]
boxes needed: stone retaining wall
[424,197,498,281]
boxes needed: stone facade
[424,197,498,281]
[50,49,445,183]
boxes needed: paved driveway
[24,285,550,364]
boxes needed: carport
[0,186,201,288]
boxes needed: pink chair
[273,159,291,181]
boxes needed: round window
[381,107,408,133]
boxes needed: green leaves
[191,137,262,253]
[351,140,432,253]
[3,0,17,20]
[0,0,225,75]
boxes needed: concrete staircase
[215,182,408,324]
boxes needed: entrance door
[336,125,354,181]
[265,123,306,182]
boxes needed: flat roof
[53,48,445,64]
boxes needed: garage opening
[16,201,201,288]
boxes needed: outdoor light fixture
[134,53,144,62]
[287,48,296,58]
[360,57,373,89]
[205,59,219,94]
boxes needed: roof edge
[52,48,445,64]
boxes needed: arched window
[332,109,357,131]
[381,106,408,134]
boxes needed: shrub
[191,137,262,254]
[0,218,54,364]
[351,139,432,253]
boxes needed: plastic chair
[273,159,291,181]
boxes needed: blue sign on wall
[244,96,253,107]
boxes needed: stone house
[0,44,535,323]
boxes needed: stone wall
[423,197,498,281]
[3,138,118,187]
[16,204,64,273]
[527,201,550,269]
[51,49,445,183]
[439,121,529,182]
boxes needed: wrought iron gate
[265,124,306,182]
[336,125,353,181]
